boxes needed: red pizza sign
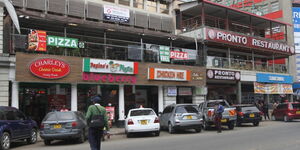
[30,58,70,79]
[170,51,189,60]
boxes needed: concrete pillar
[266,94,270,104]
[11,81,19,108]
[97,85,101,96]
[158,85,164,113]
[163,86,176,108]
[193,87,205,104]
[71,83,77,111]
[237,81,242,104]
[56,84,60,95]
[118,85,125,120]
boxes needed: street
[10,120,300,150]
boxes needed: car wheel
[284,115,289,122]
[203,120,210,130]
[154,131,160,136]
[44,140,51,145]
[228,121,235,130]
[253,122,259,126]
[0,132,10,150]
[77,130,85,143]
[195,128,202,133]
[168,123,174,134]
[27,129,37,144]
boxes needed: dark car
[234,104,262,126]
[272,102,300,122]
[40,111,88,145]
[0,106,38,150]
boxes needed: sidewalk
[109,127,125,135]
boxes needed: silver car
[40,111,88,145]
[160,104,203,134]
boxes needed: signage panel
[159,46,170,62]
[254,82,293,94]
[47,35,78,48]
[28,30,47,51]
[104,5,130,23]
[256,73,293,84]
[167,87,177,96]
[82,72,136,84]
[207,69,240,81]
[170,51,189,60]
[83,58,138,74]
[148,68,191,81]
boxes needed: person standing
[262,101,270,120]
[214,102,224,133]
[86,96,109,150]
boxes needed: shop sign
[178,87,192,96]
[170,51,189,60]
[159,46,170,62]
[29,58,70,79]
[82,72,136,84]
[47,35,78,48]
[167,87,177,96]
[195,86,207,95]
[83,58,138,74]
[256,73,293,84]
[148,68,191,81]
[206,28,295,54]
[254,82,293,94]
[207,69,241,81]
[28,30,47,51]
[191,72,204,80]
[105,106,115,121]
[103,5,130,23]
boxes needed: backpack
[89,105,105,128]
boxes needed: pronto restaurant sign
[29,58,70,79]
[148,68,191,81]
[206,28,295,54]
[83,58,138,74]
[207,69,241,81]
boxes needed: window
[175,106,198,113]
[271,1,279,12]
[4,110,16,120]
[130,110,155,116]
[0,111,5,120]
[119,0,130,6]
[160,1,169,14]
[133,0,144,9]
[15,111,26,120]
[103,0,115,3]
[147,0,157,13]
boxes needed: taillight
[237,112,244,116]
[208,110,213,117]
[154,117,159,123]
[40,124,44,129]
[229,110,236,116]
[72,122,77,127]
[128,119,134,125]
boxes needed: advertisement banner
[254,82,293,94]
[167,87,177,96]
[83,58,138,74]
[47,35,78,48]
[159,46,170,62]
[256,73,293,84]
[104,5,130,23]
[178,87,192,96]
[148,68,191,81]
[170,51,189,60]
[28,30,47,51]
[105,106,115,121]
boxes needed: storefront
[254,73,293,103]
[13,52,206,125]
[206,69,241,104]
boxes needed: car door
[160,106,170,127]
[14,110,31,138]
[4,110,20,139]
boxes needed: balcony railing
[207,56,288,73]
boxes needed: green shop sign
[159,46,170,62]
[47,35,78,48]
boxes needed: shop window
[147,0,157,13]
[261,4,269,15]
[144,44,159,63]
[160,1,169,14]
[133,0,144,9]
[103,0,115,3]
[119,0,130,6]
[271,1,279,12]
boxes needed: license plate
[296,111,300,114]
[186,115,193,120]
[140,120,147,125]
[53,124,61,129]
[221,119,227,123]
[249,114,255,118]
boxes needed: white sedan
[125,108,160,137]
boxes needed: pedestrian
[86,96,109,150]
[60,105,69,112]
[214,102,224,133]
[262,101,270,120]
[272,101,279,110]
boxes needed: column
[237,81,242,104]
[158,85,164,113]
[192,87,205,104]
[71,83,77,111]
[97,85,101,96]
[11,81,19,108]
[118,85,125,120]
[163,86,176,108]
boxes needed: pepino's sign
[206,28,295,54]
[30,58,70,79]
[148,68,191,81]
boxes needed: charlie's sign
[148,68,191,81]
[83,58,138,74]
[206,28,295,54]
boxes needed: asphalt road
[11,120,300,150]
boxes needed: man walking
[86,96,109,150]
[214,102,224,133]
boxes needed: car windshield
[130,110,155,116]
[292,103,300,109]
[241,107,260,112]
[207,102,227,108]
[44,112,74,121]
[175,106,198,113]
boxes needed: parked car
[234,104,262,126]
[125,108,160,137]
[199,100,236,130]
[271,102,300,122]
[160,104,203,134]
[0,106,38,150]
[40,111,88,145]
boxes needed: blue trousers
[88,127,103,150]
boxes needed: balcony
[207,56,288,74]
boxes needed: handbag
[89,105,105,128]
